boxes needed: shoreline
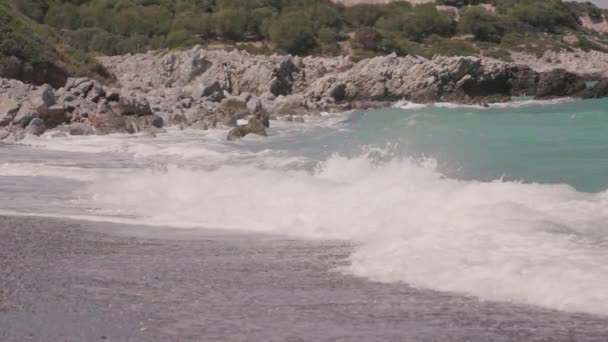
[2,214,608,341]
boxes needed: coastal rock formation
[2,46,607,141]
[511,50,608,78]
[100,47,603,119]
[0,76,163,141]
[535,69,586,99]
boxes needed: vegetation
[2,0,608,82]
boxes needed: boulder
[86,82,106,103]
[271,95,308,116]
[226,118,267,141]
[67,123,95,136]
[123,114,164,134]
[255,111,270,128]
[39,105,68,128]
[12,102,38,128]
[72,78,95,96]
[0,98,20,126]
[110,96,153,116]
[89,110,128,134]
[246,97,263,115]
[30,84,55,110]
[192,80,225,101]
[220,96,249,118]
[146,114,164,129]
[25,118,46,136]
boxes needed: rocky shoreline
[1,46,608,141]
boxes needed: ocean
[2,98,608,317]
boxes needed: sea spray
[84,150,608,315]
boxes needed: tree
[44,3,80,30]
[460,6,509,43]
[268,12,316,55]
[353,27,381,51]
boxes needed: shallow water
[1,99,608,316]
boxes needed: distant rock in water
[25,118,45,136]
[227,118,267,141]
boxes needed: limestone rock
[0,98,20,126]
[271,95,308,116]
[535,69,586,99]
[12,102,38,128]
[30,84,55,110]
[110,96,153,116]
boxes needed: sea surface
[2,98,608,317]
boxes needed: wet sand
[1,215,608,341]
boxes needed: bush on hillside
[459,6,510,43]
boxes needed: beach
[2,215,608,341]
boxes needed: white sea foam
[393,100,429,110]
[4,104,608,316]
[393,98,576,110]
[80,150,608,315]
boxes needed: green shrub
[268,12,316,55]
[460,6,510,43]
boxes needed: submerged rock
[67,123,95,136]
[26,118,46,136]
[227,118,267,141]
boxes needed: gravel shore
[1,215,608,341]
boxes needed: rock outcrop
[2,45,607,142]
[0,76,163,141]
[510,50,608,78]
[100,46,604,120]
[227,118,267,140]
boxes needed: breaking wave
[85,149,608,315]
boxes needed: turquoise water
[363,99,608,192]
[258,99,608,192]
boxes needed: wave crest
[85,151,608,315]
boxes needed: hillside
[3,0,608,86]
[0,2,110,87]
[333,0,433,5]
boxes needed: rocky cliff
[1,46,606,141]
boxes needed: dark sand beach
[1,215,608,341]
